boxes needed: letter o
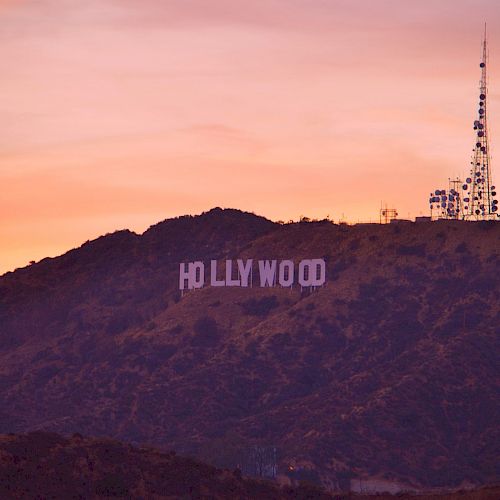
[190,261,205,289]
[279,260,294,287]
[298,260,313,286]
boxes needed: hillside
[0,208,499,491]
[0,431,331,499]
[2,432,499,500]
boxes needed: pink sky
[1,0,500,273]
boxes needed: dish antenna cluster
[430,26,499,220]
[429,182,462,219]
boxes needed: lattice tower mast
[463,25,498,220]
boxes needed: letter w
[258,260,277,287]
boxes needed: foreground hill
[0,431,330,499]
[1,432,498,500]
[0,208,499,491]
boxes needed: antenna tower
[379,203,398,224]
[462,25,499,219]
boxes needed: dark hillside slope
[0,431,333,499]
[3,432,498,499]
[0,209,498,490]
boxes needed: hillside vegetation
[1,432,498,499]
[0,208,498,490]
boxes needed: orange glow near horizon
[1,0,500,274]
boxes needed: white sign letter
[179,263,191,290]
[299,259,313,287]
[310,258,326,286]
[190,261,205,289]
[225,260,241,286]
[237,259,253,287]
[258,260,277,287]
[278,260,294,287]
[210,260,225,287]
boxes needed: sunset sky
[1,0,500,274]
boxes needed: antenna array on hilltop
[430,26,499,221]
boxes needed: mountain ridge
[0,208,498,491]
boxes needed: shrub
[239,296,279,317]
[193,316,219,347]
[396,244,426,257]
[94,473,129,496]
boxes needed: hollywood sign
[179,259,326,290]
